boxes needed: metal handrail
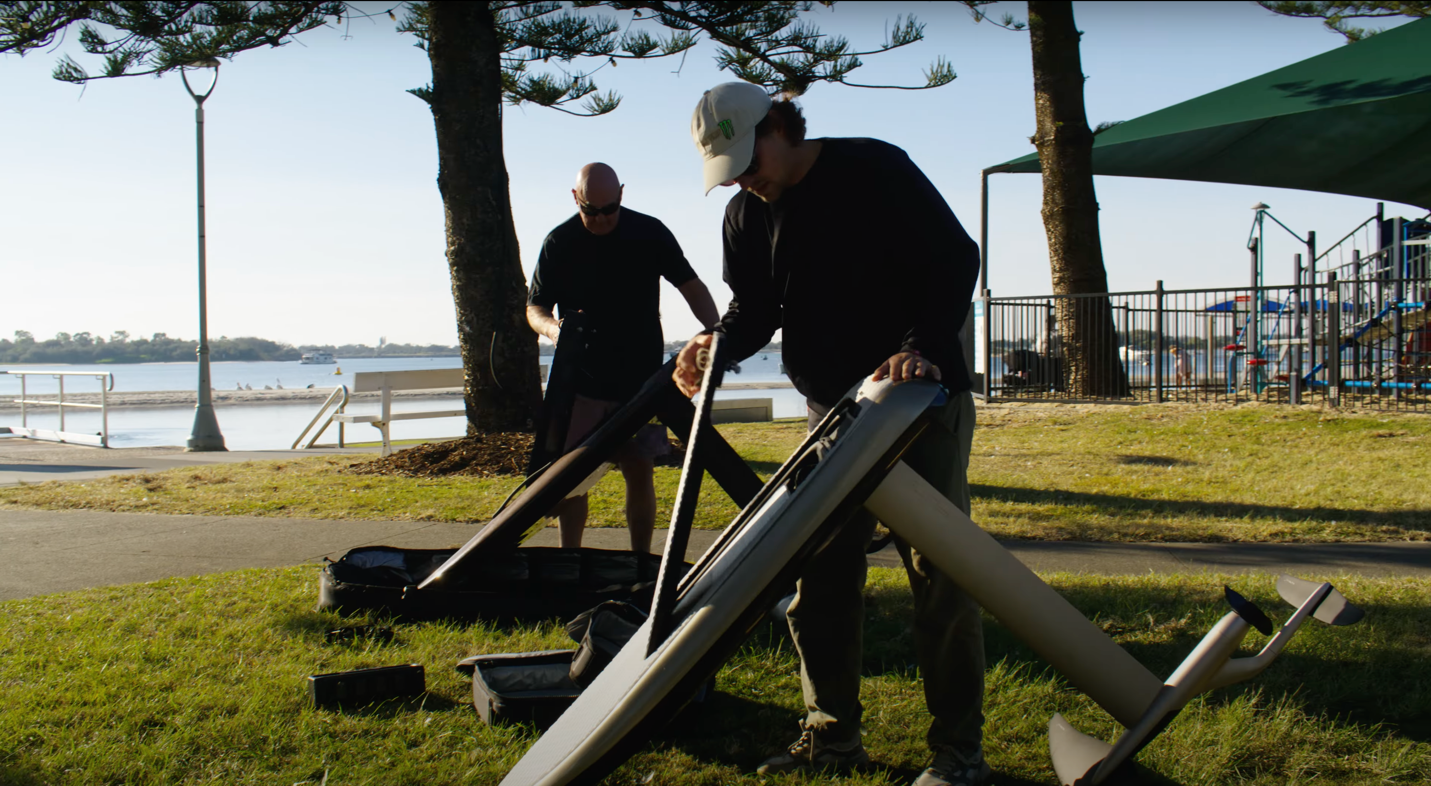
[1313,214,1377,266]
[291,384,349,449]
[1,370,115,447]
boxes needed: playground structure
[980,202,1431,412]
[1233,203,1431,403]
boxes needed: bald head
[575,163,621,202]
[572,162,624,236]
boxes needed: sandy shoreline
[0,381,794,410]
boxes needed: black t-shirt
[716,138,980,408]
[529,208,698,401]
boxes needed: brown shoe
[755,723,870,775]
[912,746,991,786]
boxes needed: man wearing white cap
[674,83,988,786]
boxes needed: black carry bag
[528,311,591,475]
[457,650,583,729]
[456,604,709,728]
[319,359,764,624]
[564,601,650,689]
[318,545,684,624]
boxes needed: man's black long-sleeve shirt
[714,138,981,408]
[529,209,698,401]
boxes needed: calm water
[1,353,805,450]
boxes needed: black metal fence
[979,277,1431,412]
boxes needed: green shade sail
[987,18,1431,209]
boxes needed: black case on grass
[318,545,686,623]
[457,650,583,728]
[308,664,425,710]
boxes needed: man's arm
[872,146,979,386]
[676,279,720,330]
[675,198,781,397]
[710,198,781,359]
[527,232,564,344]
[525,304,562,343]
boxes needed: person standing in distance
[527,162,720,553]
[674,83,989,786]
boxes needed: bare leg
[619,455,657,553]
[558,495,588,548]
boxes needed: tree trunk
[426,2,542,433]
[1028,1,1128,397]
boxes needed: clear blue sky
[2,1,1421,348]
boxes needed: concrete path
[4,507,1428,602]
[2,437,1427,602]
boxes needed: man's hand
[673,333,714,398]
[872,351,941,384]
[525,305,564,345]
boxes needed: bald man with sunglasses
[526,162,719,553]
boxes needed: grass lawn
[2,404,1428,543]
[2,567,1426,785]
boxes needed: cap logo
[717,119,734,140]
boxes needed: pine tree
[1257,1,1430,42]
[2,1,953,432]
[964,1,1129,396]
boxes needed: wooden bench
[333,369,466,457]
[710,397,773,424]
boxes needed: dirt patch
[345,432,535,478]
[346,432,689,479]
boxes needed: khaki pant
[788,390,984,750]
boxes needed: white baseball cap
[691,82,773,195]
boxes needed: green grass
[0,421,808,531]
[2,568,1427,785]
[2,406,1429,542]
[969,403,1431,542]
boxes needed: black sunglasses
[578,185,624,217]
[578,199,621,217]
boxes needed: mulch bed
[345,433,535,478]
[344,432,687,478]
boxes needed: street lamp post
[183,60,226,452]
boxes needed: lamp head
[180,58,221,103]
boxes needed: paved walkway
[0,436,373,488]
[2,438,1428,602]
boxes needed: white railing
[291,385,350,449]
[1,370,114,447]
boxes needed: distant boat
[300,351,336,364]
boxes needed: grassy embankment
[3,403,1428,543]
[3,402,1429,784]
